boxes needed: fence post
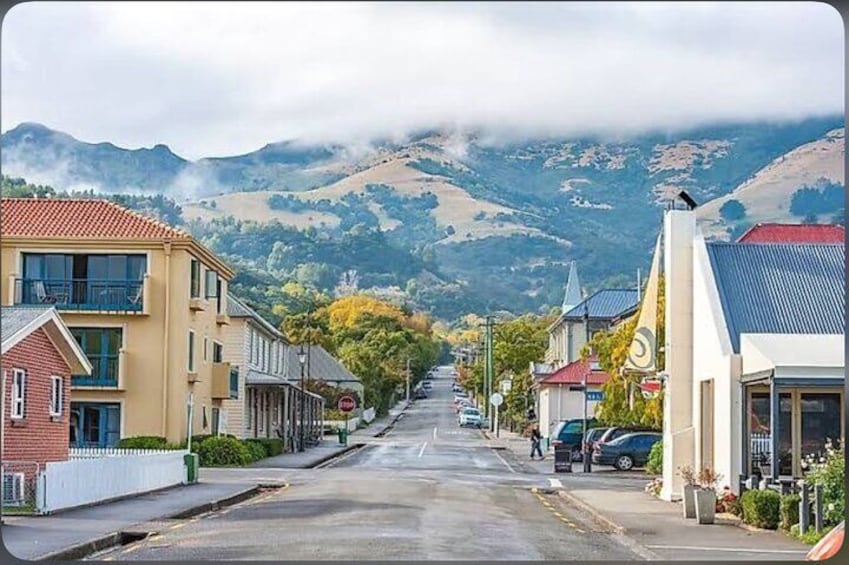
[799,481,809,535]
[813,483,823,534]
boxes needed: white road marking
[548,478,563,488]
[433,427,438,439]
[645,545,807,555]
[492,448,517,474]
[418,442,427,457]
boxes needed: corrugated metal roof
[1,306,54,348]
[227,293,285,341]
[563,289,639,320]
[737,223,845,243]
[284,344,360,384]
[538,356,610,386]
[706,242,845,352]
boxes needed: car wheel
[615,455,634,471]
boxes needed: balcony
[211,362,234,399]
[13,276,148,314]
[72,350,124,389]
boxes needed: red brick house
[2,306,91,505]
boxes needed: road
[89,368,643,561]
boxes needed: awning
[740,333,844,383]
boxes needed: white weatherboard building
[660,210,844,500]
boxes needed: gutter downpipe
[162,242,172,440]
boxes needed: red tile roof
[737,223,844,244]
[1,198,191,240]
[538,356,611,386]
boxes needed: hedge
[243,440,267,462]
[645,441,662,475]
[741,489,780,529]
[116,436,169,449]
[780,494,801,531]
[195,437,251,467]
[250,438,283,457]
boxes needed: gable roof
[285,344,359,384]
[537,356,610,386]
[706,242,845,352]
[1,305,92,374]
[737,223,845,244]
[1,198,191,240]
[227,293,286,341]
[563,288,639,320]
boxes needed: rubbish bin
[338,426,348,446]
[554,443,572,473]
[184,452,199,484]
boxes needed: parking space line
[418,442,427,457]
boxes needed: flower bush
[645,477,663,498]
[716,486,738,514]
[803,439,844,526]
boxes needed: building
[736,223,844,243]
[222,293,323,450]
[0,198,235,446]
[2,306,92,496]
[293,344,364,404]
[533,356,610,441]
[660,210,844,500]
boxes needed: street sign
[337,395,357,413]
[501,379,512,394]
[639,377,663,399]
[587,390,604,402]
[490,392,503,407]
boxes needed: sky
[1,1,844,159]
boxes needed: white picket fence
[325,417,360,432]
[69,447,181,459]
[37,450,187,514]
[362,407,376,424]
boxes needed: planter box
[682,484,696,519]
[695,488,717,524]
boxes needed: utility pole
[486,315,495,432]
[405,358,411,402]
[582,302,592,473]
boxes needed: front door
[71,403,121,447]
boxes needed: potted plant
[694,467,722,524]
[678,465,697,519]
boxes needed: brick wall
[1,327,72,466]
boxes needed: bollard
[799,481,809,535]
[814,484,824,534]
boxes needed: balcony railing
[72,355,120,387]
[15,278,144,312]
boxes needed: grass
[789,523,834,545]
[2,503,36,515]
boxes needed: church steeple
[561,260,582,314]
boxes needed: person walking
[530,425,544,460]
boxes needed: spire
[561,261,582,314]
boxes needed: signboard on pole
[489,392,503,407]
[587,390,604,402]
[639,377,662,399]
[337,395,357,413]
[501,379,512,395]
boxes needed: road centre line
[433,427,438,439]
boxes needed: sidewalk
[485,429,810,561]
[248,399,411,469]
[1,480,264,561]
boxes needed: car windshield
[463,409,479,416]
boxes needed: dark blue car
[592,432,662,470]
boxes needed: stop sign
[337,395,357,413]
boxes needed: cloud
[1,2,843,159]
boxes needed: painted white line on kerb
[645,545,807,555]
[418,442,427,457]
[493,448,517,474]
[548,478,563,488]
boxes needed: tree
[719,199,746,222]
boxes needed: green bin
[184,452,199,484]
[338,426,348,446]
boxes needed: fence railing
[69,447,186,459]
[15,277,144,312]
[37,451,186,514]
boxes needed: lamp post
[298,345,307,452]
[582,302,592,473]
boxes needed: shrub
[716,486,738,514]
[804,441,844,526]
[116,436,168,449]
[719,199,747,222]
[780,494,801,530]
[251,438,283,457]
[741,489,781,529]
[243,440,268,462]
[645,441,662,475]
[195,437,251,467]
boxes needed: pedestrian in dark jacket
[530,425,544,460]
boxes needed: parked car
[584,427,610,452]
[453,392,469,403]
[805,520,844,561]
[592,432,662,470]
[550,418,601,460]
[422,381,433,391]
[596,426,661,448]
[452,383,463,392]
[414,389,428,400]
[459,407,482,428]
[455,399,473,413]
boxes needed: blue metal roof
[563,289,639,320]
[706,242,845,353]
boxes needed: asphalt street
[88,368,643,561]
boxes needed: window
[205,270,218,299]
[50,376,63,417]
[203,337,208,362]
[71,328,122,386]
[188,331,196,372]
[216,279,224,314]
[213,342,224,363]
[11,369,25,419]
[190,259,201,298]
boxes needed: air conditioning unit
[2,473,25,506]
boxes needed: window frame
[212,341,224,363]
[188,330,196,372]
[205,270,218,300]
[50,375,63,417]
[190,259,201,298]
[203,336,208,362]
[11,368,26,419]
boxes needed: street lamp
[298,345,307,452]
[582,301,592,473]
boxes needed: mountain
[2,116,844,320]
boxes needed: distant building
[2,306,91,496]
[736,223,844,243]
[533,355,610,441]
